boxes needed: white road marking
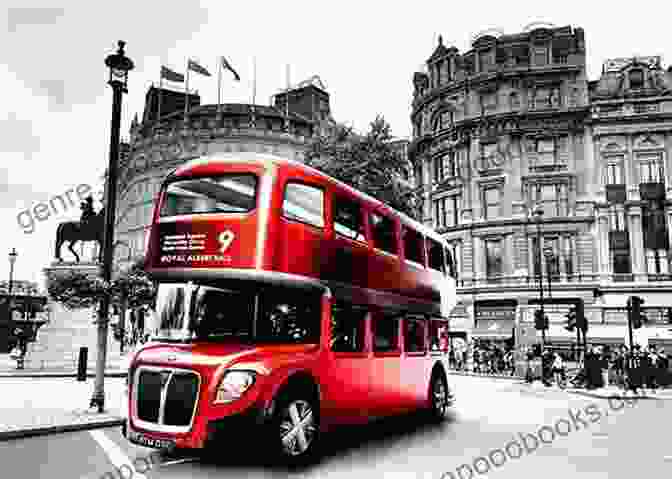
[160,457,200,466]
[89,429,148,479]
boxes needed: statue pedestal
[27,262,125,371]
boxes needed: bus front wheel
[270,393,320,464]
[428,371,450,422]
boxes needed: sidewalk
[0,376,126,441]
[565,385,672,400]
[447,369,523,381]
[0,346,134,377]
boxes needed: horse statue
[54,207,105,263]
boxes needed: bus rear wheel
[429,372,450,422]
[270,395,320,464]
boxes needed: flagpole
[286,63,290,116]
[157,69,162,127]
[252,56,257,105]
[217,57,222,114]
[184,60,190,120]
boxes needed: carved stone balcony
[606,184,626,203]
[640,182,665,201]
[609,230,630,250]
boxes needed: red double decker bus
[123,152,458,462]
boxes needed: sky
[2,0,672,289]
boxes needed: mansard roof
[591,56,672,100]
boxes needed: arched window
[509,92,520,110]
[629,69,644,89]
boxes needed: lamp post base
[90,392,105,413]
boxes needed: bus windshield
[155,283,321,344]
[159,174,257,216]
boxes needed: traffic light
[111,322,123,342]
[534,309,548,330]
[628,296,646,329]
[666,308,672,324]
[576,300,587,333]
[565,306,576,331]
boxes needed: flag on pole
[160,66,185,82]
[187,59,211,76]
[220,56,240,81]
[252,56,256,104]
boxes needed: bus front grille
[135,368,200,428]
[164,373,199,426]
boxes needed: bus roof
[174,152,446,246]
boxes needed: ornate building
[410,23,672,353]
[113,76,334,269]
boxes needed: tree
[305,115,421,218]
[47,271,109,310]
[47,257,156,311]
[109,258,156,310]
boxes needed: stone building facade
[410,24,672,353]
[113,77,334,269]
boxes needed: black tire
[428,371,450,422]
[269,391,320,465]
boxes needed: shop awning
[472,319,514,339]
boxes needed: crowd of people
[448,339,671,391]
[448,341,517,376]
[526,344,670,391]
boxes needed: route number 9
[218,230,235,253]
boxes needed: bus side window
[369,212,397,255]
[404,317,426,353]
[427,238,445,274]
[429,321,449,353]
[445,246,457,279]
[330,303,367,352]
[373,314,399,352]
[333,196,367,242]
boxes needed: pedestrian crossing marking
[89,429,148,479]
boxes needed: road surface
[2,375,670,479]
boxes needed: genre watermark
[16,183,104,234]
[98,449,163,479]
[440,395,640,479]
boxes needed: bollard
[77,347,88,382]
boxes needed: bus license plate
[128,431,174,449]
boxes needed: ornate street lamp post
[532,205,549,383]
[90,41,134,412]
[533,205,546,349]
[8,248,17,304]
[112,240,132,354]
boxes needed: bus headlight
[214,371,256,404]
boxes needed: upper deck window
[403,227,424,265]
[283,182,325,228]
[160,174,257,216]
[427,238,446,273]
[370,212,397,255]
[334,196,366,242]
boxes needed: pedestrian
[584,346,598,389]
[541,348,553,386]
[614,347,625,389]
[626,346,642,394]
[600,346,610,388]
[551,353,564,389]
[473,348,481,374]
[658,349,670,387]
[646,346,658,390]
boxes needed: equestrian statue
[54,195,105,263]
